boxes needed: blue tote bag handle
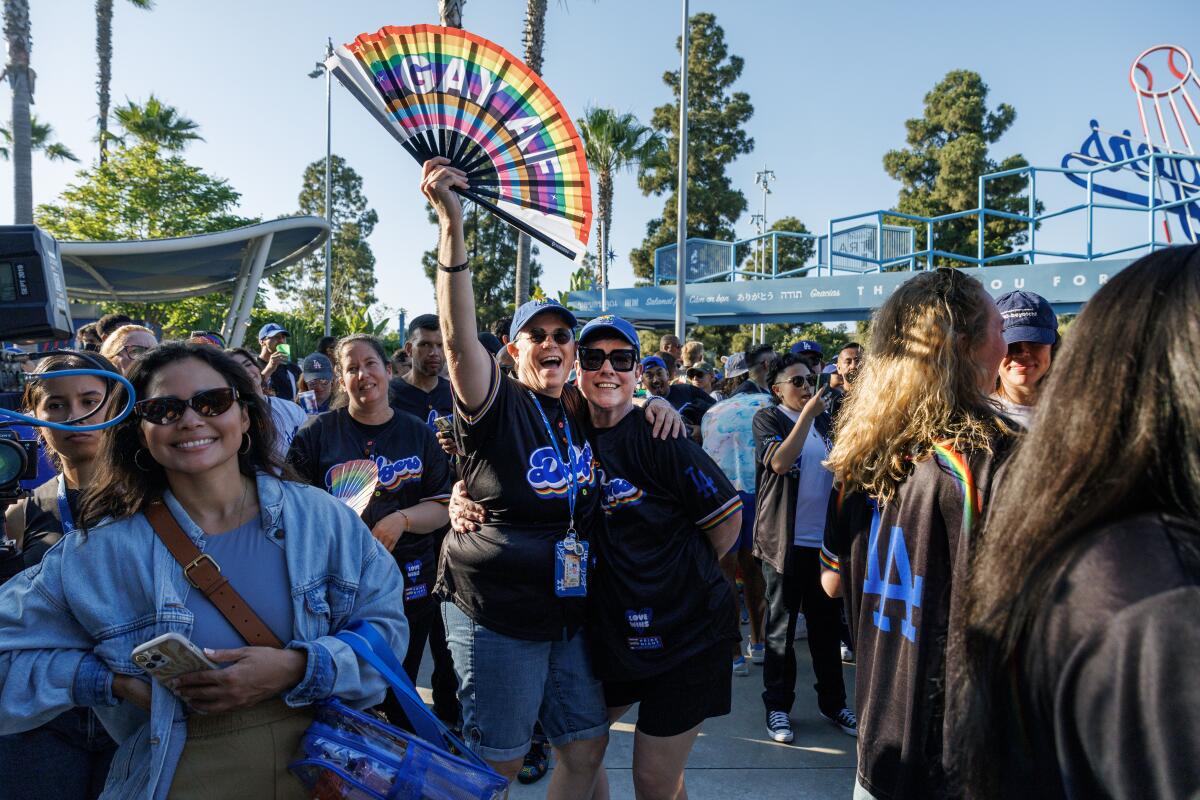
[335,620,492,772]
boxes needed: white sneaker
[766,710,794,743]
[841,644,855,664]
[747,643,765,664]
[732,656,749,677]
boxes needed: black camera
[0,225,73,343]
[0,429,38,501]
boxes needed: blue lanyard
[57,474,77,535]
[526,390,577,533]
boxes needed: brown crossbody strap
[145,502,285,649]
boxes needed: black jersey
[389,375,454,428]
[589,406,741,681]
[823,435,1012,800]
[440,361,601,641]
[665,383,715,426]
[288,407,452,605]
[3,477,76,580]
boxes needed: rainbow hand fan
[327,459,379,516]
[328,24,592,263]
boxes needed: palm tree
[438,0,465,27]
[0,116,79,162]
[113,95,203,150]
[3,0,33,223]
[578,107,662,291]
[96,0,154,164]
[512,0,548,307]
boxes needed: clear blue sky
[5,0,1197,326]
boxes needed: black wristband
[438,260,470,273]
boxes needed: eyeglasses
[305,378,331,387]
[578,347,637,372]
[774,374,817,389]
[119,344,152,360]
[520,328,573,345]
[134,387,239,425]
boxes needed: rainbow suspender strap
[931,443,982,532]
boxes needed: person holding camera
[0,352,121,800]
[0,343,408,799]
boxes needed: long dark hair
[78,344,285,531]
[953,245,1200,796]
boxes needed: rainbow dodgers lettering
[325,454,424,496]
[601,474,644,514]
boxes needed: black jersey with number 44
[589,406,742,682]
[288,408,452,606]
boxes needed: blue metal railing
[652,151,1200,284]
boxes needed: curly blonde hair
[826,268,1010,503]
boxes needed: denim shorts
[441,602,609,762]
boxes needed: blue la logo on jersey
[626,608,652,631]
[684,465,719,499]
[376,454,423,491]
[861,506,924,643]
[602,475,644,513]
[404,560,422,581]
[526,442,596,498]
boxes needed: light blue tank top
[184,517,293,651]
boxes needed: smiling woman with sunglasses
[0,343,408,799]
[420,158,682,794]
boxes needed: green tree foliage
[630,13,754,283]
[0,115,78,162]
[269,155,379,321]
[883,70,1039,264]
[421,203,543,330]
[35,140,257,333]
[113,94,201,151]
[742,216,815,276]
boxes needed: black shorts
[602,641,732,738]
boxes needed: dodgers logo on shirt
[375,454,424,491]
[526,442,596,498]
[861,507,924,643]
[625,608,653,631]
[602,475,644,513]
[404,560,422,581]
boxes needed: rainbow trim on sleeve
[819,546,841,573]
[761,436,783,467]
[698,495,743,531]
[932,442,981,532]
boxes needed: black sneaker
[821,706,858,737]
[766,710,794,743]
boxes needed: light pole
[753,168,775,344]
[674,0,690,340]
[310,39,335,337]
[749,212,764,344]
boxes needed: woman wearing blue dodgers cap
[992,290,1059,428]
[419,157,682,794]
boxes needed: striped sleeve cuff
[761,437,783,466]
[454,360,501,425]
[697,495,743,531]
[819,547,840,573]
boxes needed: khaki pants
[168,700,313,800]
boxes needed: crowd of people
[0,164,1195,800]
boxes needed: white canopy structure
[58,217,330,345]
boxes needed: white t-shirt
[267,396,308,458]
[779,406,834,548]
[991,391,1034,429]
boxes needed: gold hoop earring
[134,449,154,471]
[239,434,252,455]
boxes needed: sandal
[517,742,550,784]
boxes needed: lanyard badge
[528,391,589,598]
[57,475,77,536]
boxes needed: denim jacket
[0,472,408,799]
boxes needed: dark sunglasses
[775,374,818,389]
[578,347,637,372]
[521,328,573,345]
[134,387,239,425]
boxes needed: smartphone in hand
[132,633,217,685]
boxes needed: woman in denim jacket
[0,344,408,799]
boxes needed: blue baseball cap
[822,363,838,373]
[996,290,1058,346]
[300,353,333,381]
[578,314,640,354]
[509,298,577,341]
[790,340,823,355]
[640,355,668,372]
[257,322,288,341]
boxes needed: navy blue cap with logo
[578,314,640,355]
[996,290,1058,346]
[790,340,823,355]
[301,353,334,381]
[509,298,578,341]
[640,355,668,372]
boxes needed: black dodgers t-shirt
[666,383,715,426]
[288,408,452,605]
[268,362,302,402]
[822,434,1011,800]
[389,376,453,428]
[440,361,601,641]
[589,406,741,681]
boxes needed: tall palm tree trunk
[513,0,547,307]
[598,168,613,289]
[4,0,33,223]
[95,0,113,163]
